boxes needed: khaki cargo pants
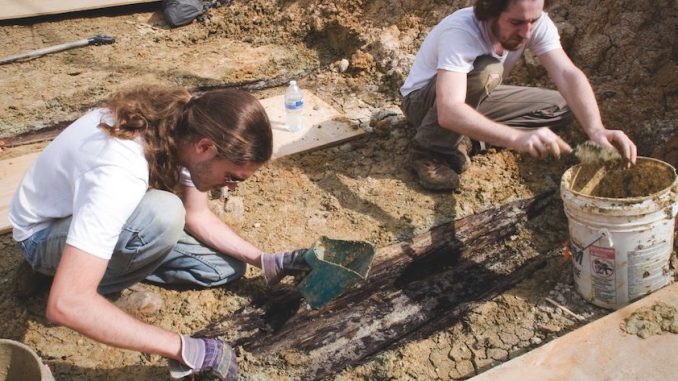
[400,55,573,155]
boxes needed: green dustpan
[296,236,375,309]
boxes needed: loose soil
[621,302,678,339]
[569,158,675,198]
[0,1,676,380]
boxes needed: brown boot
[408,149,460,191]
[109,284,163,317]
[14,260,52,299]
[447,136,473,174]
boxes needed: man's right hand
[511,127,572,159]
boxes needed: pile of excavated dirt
[1,1,676,380]
[621,302,678,339]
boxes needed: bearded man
[400,0,637,190]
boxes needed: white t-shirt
[10,109,150,260]
[400,7,562,96]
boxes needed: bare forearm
[439,102,522,149]
[438,100,571,158]
[554,68,604,136]
[186,209,263,267]
[50,293,181,359]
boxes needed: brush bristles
[574,140,621,164]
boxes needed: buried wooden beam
[198,191,557,380]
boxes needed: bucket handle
[570,228,613,263]
[578,229,613,251]
[598,228,613,247]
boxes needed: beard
[491,20,526,51]
[501,36,525,51]
[185,157,214,192]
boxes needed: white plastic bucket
[0,339,54,381]
[561,157,678,309]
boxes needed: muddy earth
[0,1,676,380]
[568,158,676,198]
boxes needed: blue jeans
[18,190,247,294]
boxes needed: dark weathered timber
[198,192,555,379]
[1,120,73,148]
[193,69,314,92]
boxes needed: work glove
[169,335,237,381]
[261,248,311,285]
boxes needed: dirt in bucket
[621,302,678,339]
[571,159,675,198]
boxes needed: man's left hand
[589,129,637,166]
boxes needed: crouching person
[9,85,309,380]
[400,0,637,191]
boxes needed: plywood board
[469,283,678,381]
[0,0,159,21]
[261,90,363,159]
[0,90,361,233]
[0,153,39,234]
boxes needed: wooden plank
[0,91,360,233]
[0,153,39,234]
[469,283,678,381]
[0,0,159,21]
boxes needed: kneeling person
[9,85,308,380]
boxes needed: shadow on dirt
[47,362,167,381]
[0,243,37,343]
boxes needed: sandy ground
[0,0,676,380]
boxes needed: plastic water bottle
[284,80,304,132]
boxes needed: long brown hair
[99,85,272,191]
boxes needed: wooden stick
[579,165,607,195]
[0,35,114,65]
[544,297,586,322]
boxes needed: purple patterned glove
[261,248,311,285]
[169,335,237,380]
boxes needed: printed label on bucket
[589,246,616,303]
[570,241,583,280]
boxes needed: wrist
[584,124,606,138]
[170,333,183,361]
[505,128,524,151]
